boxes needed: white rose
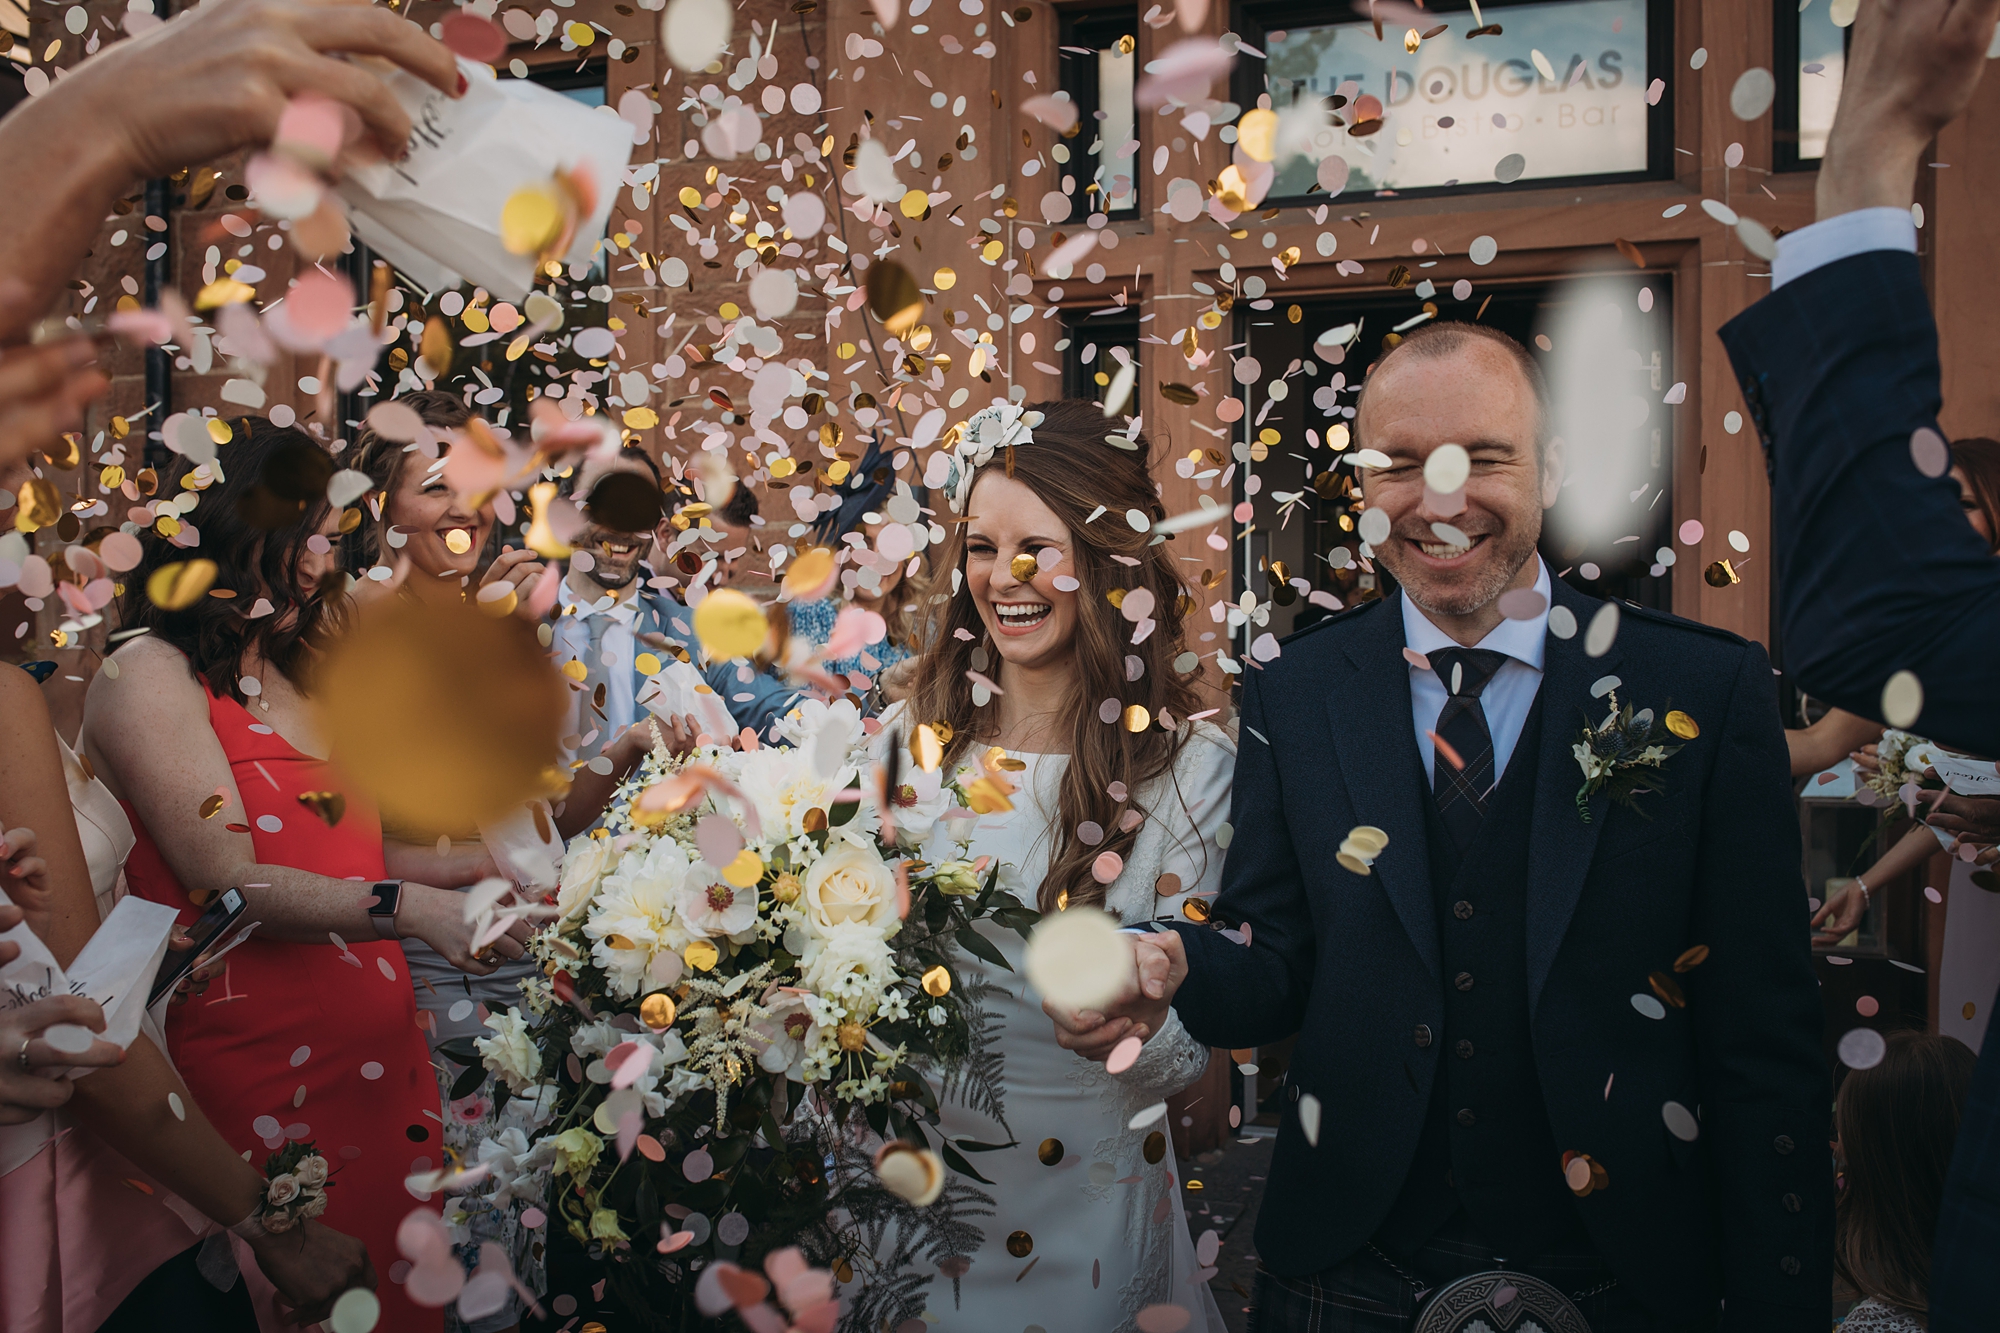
[801,841,898,932]
[556,834,619,923]
[265,1173,301,1207]
[475,1009,543,1093]
[294,1154,329,1189]
[299,1191,328,1220]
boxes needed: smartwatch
[367,880,404,940]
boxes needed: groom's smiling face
[1356,334,1563,633]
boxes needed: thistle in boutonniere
[1571,693,1696,822]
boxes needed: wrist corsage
[252,1141,331,1234]
[1571,693,1693,823]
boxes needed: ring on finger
[17,1037,31,1071]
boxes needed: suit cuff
[1771,207,1916,289]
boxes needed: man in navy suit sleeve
[1716,0,2000,758]
[1715,2,2000,1328]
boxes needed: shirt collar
[1400,555,1551,672]
[563,571,640,616]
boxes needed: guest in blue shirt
[548,450,802,835]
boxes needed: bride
[870,399,1233,1333]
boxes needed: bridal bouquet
[471,699,1036,1327]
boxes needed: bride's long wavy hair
[904,399,1201,913]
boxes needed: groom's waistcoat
[1374,694,1591,1263]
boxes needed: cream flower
[801,840,898,933]
[476,1009,543,1093]
[748,989,819,1079]
[582,841,699,999]
[885,767,954,850]
[551,1127,603,1179]
[294,1154,329,1189]
[556,832,619,923]
[732,746,853,844]
[266,1173,301,1207]
[676,872,760,938]
[800,921,897,1014]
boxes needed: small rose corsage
[1571,693,1695,823]
[256,1141,332,1234]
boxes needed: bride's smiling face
[964,471,1077,673]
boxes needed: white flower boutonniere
[1572,692,1697,823]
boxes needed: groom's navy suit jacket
[1171,577,1830,1331]
[1718,249,2000,1332]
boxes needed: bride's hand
[1046,931,1187,1064]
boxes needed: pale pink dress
[0,739,214,1332]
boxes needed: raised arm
[1716,0,2000,756]
[1686,644,1832,1331]
[0,667,373,1323]
[0,0,462,336]
[79,640,520,973]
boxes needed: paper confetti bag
[337,59,636,302]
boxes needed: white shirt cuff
[1771,207,1917,289]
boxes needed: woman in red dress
[82,419,531,1332]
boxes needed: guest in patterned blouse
[786,510,924,710]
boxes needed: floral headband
[942,403,1044,513]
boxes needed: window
[1060,307,1140,405]
[1233,0,1671,206]
[1775,0,1846,170]
[1059,7,1140,219]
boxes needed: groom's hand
[1045,931,1189,1064]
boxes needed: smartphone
[149,888,246,1007]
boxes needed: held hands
[1045,931,1189,1064]
[248,1217,376,1327]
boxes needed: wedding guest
[548,454,796,837]
[787,515,924,707]
[351,390,564,1332]
[879,399,1230,1332]
[0,0,461,340]
[1834,1032,1978,1331]
[1,675,373,1331]
[705,481,760,586]
[348,389,544,615]
[1715,6,2000,1310]
[1064,323,1830,1330]
[81,418,530,1333]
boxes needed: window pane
[1796,1,1845,160]
[1097,44,1138,212]
[1262,0,1651,198]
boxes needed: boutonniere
[1571,693,1698,823]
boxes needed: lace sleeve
[1110,1006,1210,1101]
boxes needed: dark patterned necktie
[1427,646,1509,855]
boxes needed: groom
[1051,323,1830,1331]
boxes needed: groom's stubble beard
[1384,509,1543,621]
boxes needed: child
[1836,1031,1978,1329]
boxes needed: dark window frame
[1059,5,1142,221]
[1230,0,1675,209]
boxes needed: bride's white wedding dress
[880,715,1235,1333]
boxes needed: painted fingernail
[455,71,469,96]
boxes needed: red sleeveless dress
[120,689,442,1332]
